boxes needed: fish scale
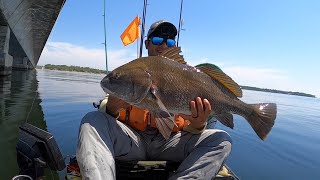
[144,57,244,115]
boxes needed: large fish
[100,47,277,140]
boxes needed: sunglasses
[150,37,176,47]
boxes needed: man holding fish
[77,20,276,179]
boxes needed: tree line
[240,85,315,98]
[39,64,107,74]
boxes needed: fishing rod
[103,0,108,73]
[177,0,184,47]
[139,0,148,58]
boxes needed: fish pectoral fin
[150,85,171,116]
[216,113,234,129]
[153,113,176,140]
[159,47,186,64]
[195,63,243,98]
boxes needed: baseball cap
[147,20,177,39]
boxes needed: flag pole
[139,0,148,58]
[137,25,139,58]
[103,0,108,73]
[137,15,140,58]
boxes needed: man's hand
[179,97,212,130]
[106,95,130,117]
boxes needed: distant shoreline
[36,64,316,98]
[240,86,315,98]
[37,64,107,74]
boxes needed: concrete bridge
[0,0,66,75]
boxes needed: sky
[39,0,320,97]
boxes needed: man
[76,20,232,180]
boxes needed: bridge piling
[0,25,13,75]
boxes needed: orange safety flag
[120,16,140,46]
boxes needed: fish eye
[113,73,120,79]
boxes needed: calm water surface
[1,69,319,179]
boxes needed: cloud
[39,41,137,70]
[218,64,319,97]
[188,57,319,96]
[224,66,288,86]
[187,57,290,90]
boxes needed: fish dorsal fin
[195,63,243,97]
[159,47,187,64]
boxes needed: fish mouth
[100,76,113,94]
[101,85,113,94]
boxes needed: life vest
[118,106,188,132]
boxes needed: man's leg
[147,129,232,180]
[76,111,146,180]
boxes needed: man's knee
[81,111,103,124]
[78,111,116,136]
[80,111,115,126]
[203,129,232,148]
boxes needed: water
[1,70,320,179]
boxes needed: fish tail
[246,103,277,140]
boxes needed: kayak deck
[116,160,239,180]
[116,160,179,180]
[67,157,239,180]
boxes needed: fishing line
[45,163,55,180]
[25,91,38,123]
